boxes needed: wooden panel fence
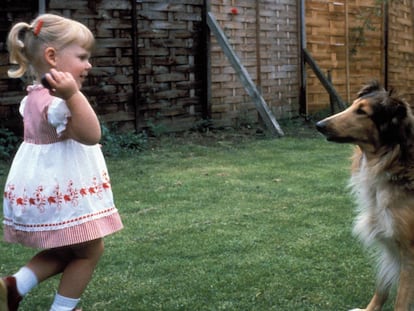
[2,0,414,133]
[0,0,301,134]
[387,0,414,105]
[306,0,414,113]
[209,0,300,128]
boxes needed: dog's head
[316,81,413,153]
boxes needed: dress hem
[3,211,123,249]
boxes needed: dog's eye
[356,108,366,115]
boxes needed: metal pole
[383,1,389,90]
[202,0,211,119]
[39,0,46,14]
[345,0,350,103]
[131,0,140,131]
[255,0,261,93]
[299,0,307,116]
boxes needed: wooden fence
[0,0,301,134]
[306,0,414,113]
[209,0,300,128]
[1,0,414,133]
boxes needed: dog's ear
[357,80,384,98]
[377,97,409,146]
[387,98,407,123]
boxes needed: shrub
[100,123,148,157]
[0,128,21,161]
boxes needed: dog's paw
[348,309,365,311]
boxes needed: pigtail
[7,22,32,78]
[7,14,94,81]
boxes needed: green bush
[0,128,21,161]
[0,123,148,160]
[100,123,148,157]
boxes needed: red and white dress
[3,84,123,248]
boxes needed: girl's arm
[45,70,101,145]
[64,91,101,145]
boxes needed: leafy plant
[349,0,394,56]
[100,122,148,157]
[191,118,214,133]
[0,127,21,160]
[147,113,168,137]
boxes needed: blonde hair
[7,13,95,78]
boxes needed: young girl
[0,14,123,311]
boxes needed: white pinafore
[3,85,123,248]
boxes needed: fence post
[327,70,335,114]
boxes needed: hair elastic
[33,19,43,36]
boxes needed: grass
[0,121,395,310]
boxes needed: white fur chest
[349,164,396,247]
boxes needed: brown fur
[316,81,414,311]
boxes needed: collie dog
[316,81,414,311]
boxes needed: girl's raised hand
[44,69,79,100]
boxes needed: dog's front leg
[394,252,414,311]
[349,290,389,311]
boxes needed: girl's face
[55,44,92,89]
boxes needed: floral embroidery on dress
[4,170,111,213]
[32,186,47,212]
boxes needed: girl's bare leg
[26,248,71,282]
[27,238,104,298]
[57,238,104,298]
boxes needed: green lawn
[0,126,394,310]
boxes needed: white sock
[50,293,80,311]
[13,266,38,296]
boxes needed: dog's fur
[316,81,414,311]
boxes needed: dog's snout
[315,120,327,133]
